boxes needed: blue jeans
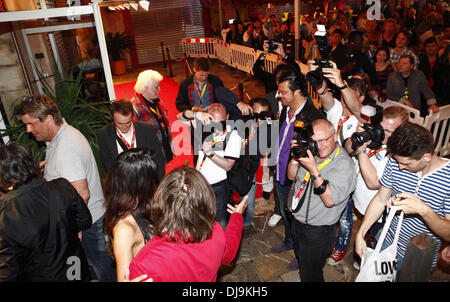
[240,177,256,227]
[213,181,231,230]
[81,215,117,282]
[275,180,294,249]
[291,219,337,282]
[334,197,354,252]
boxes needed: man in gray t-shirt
[15,95,116,282]
[286,119,356,282]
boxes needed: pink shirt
[129,213,243,282]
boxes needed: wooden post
[166,47,173,77]
[397,233,438,282]
[161,42,166,68]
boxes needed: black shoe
[262,191,271,200]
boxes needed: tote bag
[355,206,404,282]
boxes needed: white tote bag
[356,206,404,282]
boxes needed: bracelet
[290,160,300,165]
[206,151,215,158]
[313,179,329,195]
[353,150,367,157]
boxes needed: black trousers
[291,219,337,282]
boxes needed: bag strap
[374,206,402,254]
[115,133,129,151]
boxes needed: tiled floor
[113,59,449,282]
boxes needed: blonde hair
[134,70,163,95]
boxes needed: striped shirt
[379,157,450,268]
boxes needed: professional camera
[306,58,333,88]
[306,24,333,88]
[290,120,318,159]
[351,123,385,150]
[267,38,282,52]
[241,111,274,122]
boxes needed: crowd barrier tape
[180,37,449,156]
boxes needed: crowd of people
[0,1,449,283]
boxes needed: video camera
[306,25,333,88]
[290,119,318,159]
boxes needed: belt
[211,179,228,188]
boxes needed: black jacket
[97,121,166,179]
[0,178,92,281]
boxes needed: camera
[351,123,385,150]
[267,38,281,52]
[241,111,274,122]
[290,120,318,159]
[306,58,333,88]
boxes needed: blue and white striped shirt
[380,157,450,268]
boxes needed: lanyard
[337,113,351,135]
[115,124,136,150]
[194,80,207,103]
[367,147,386,158]
[139,95,167,131]
[294,146,341,198]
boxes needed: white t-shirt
[352,147,389,218]
[196,130,241,185]
[44,121,105,223]
[324,99,359,145]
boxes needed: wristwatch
[206,151,215,158]
[336,82,348,90]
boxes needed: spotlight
[108,6,116,11]
[123,3,130,9]
[139,0,149,11]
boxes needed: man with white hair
[131,69,173,165]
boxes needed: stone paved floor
[114,58,449,283]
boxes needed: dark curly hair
[387,122,435,160]
[0,143,40,191]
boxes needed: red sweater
[129,213,243,282]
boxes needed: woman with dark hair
[0,143,92,281]
[370,46,393,94]
[103,147,159,282]
[129,166,247,282]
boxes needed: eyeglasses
[314,133,334,144]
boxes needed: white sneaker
[268,214,282,227]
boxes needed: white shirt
[324,99,359,145]
[116,127,136,154]
[196,130,241,185]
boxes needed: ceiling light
[123,3,130,9]
[108,6,116,10]
[130,2,139,10]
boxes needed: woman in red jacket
[129,166,247,282]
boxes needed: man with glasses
[286,118,357,282]
[97,99,165,179]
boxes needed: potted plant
[105,32,135,75]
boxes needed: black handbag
[227,155,254,196]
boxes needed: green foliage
[1,66,111,169]
[105,32,135,61]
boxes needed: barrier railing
[180,37,449,156]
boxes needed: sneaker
[327,249,346,265]
[262,191,271,200]
[268,213,281,227]
[353,261,360,270]
[270,242,292,253]
[287,258,299,271]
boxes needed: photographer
[286,119,356,282]
[176,103,241,230]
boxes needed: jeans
[213,181,231,230]
[81,215,117,282]
[334,197,354,252]
[275,180,294,249]
[240,176,256,227]
[291,219,337,282]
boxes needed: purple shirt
[277,120,295,184]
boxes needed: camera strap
[289,146,341,212]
